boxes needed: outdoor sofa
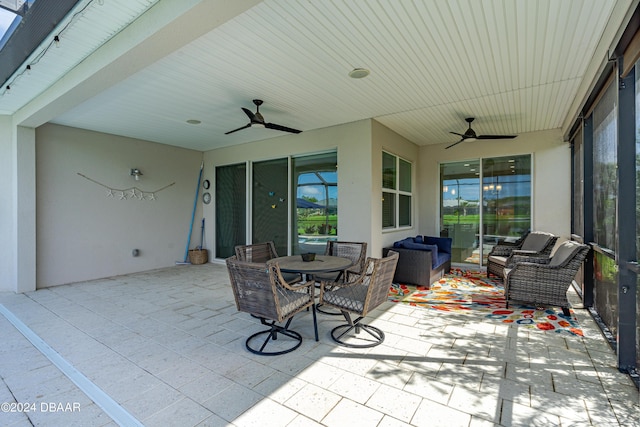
[383,235,452,287]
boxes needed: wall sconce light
[130,168,143,181]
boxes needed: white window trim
[382,151,413,230]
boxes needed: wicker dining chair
[504,240,590,316]
[313,241,368,315]
[226,256,318,355]
[318,250,399,348]
[234,241,301,284]
[314,241,368,282]
[487,231,558,278]
[234,241,279,263]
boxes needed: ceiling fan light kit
[225,99,302,135]
[446,117,516,149]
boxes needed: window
[382,151,412,229]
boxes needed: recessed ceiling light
[186,119,201,125]
[348,68,370,79]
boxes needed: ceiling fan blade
[242,107,256,121]
[445,139,464,149]
[449,131,466,138]
[477,135,517,139]
[265,122,302,134]
[224,123,251,135]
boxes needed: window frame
[382,151,413,230]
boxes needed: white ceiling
[0,0,633,151]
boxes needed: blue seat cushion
[424,236,452,255]
[434,252,450,269]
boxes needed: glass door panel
[292,152,338,254]
[215,163,246,258]
[252,158,288,256]
[441,161,481,265]
[481,155,532,263]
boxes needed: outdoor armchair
[487,231,557,278]
[504,240,590,316]
[318,250,399,348]
[226,256,318,355]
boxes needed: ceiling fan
[446,117,516,149]
[225,99,302,135]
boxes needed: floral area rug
[388,268,583,336]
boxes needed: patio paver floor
[0,263,637,426]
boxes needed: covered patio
[0,263,636,426]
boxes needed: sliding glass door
[215,163,246,258]
[292,152,338,254]
[481,156,532,257]
[214,151,337,258]
[441,161,480,264]
[441,155,531,266]
[252,158,289,256]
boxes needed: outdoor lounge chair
[504,240,590,316]
[318,250,398,348]
[487,231,557,278]
[226,256,318,355]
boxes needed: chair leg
[561,307,571,317]
[246,317,302,356]
[311,303,318,342]
[330,311,385,348]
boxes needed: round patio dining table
[273,255,353,277]
[274,255,354,320]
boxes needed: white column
[0,117,36,293]
[0,116,16,292]
[15,125,36,292]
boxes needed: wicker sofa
[382,235,452,287]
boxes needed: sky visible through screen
[297,171,337,203]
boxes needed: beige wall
[32,121,567,288]
[36,124,203,288]
[417,128,571,241]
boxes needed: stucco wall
[36,124,203,287]
[417,128,571,240]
